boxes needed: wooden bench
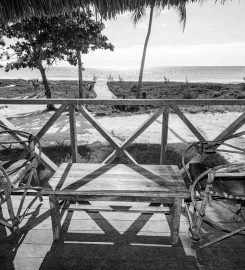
[43,163,189,244]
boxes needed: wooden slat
[170,197,182,244]
[49,195,61,240]
[69,204,170,213]
[42,189,189,198]
[103,150,118,164]
[215,172,245,178]
[77,105,120,150]
[55,163,181,177]
[214,111,245,142]
[160,106,169,165]
[120,107,165,152]
[36,104,67,140]
[169,104,206,142]
[69,105,78,163]
[123,150,138,165]
[0,116,57,173]
[49,176,185,190]
[1,98,245,106]
[45,164,188,198]
[51,169,182,180]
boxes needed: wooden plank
[216,172,245,178]
[120,107,165,152]
[69,105,78,163]
[48,177,186,192]
[36,104,67,140]
[123,150,138,164]
[68,204,169,213]
[49,195,61,240]
[160,106,169,165]
[103,150,118,164]
[214,111,245,142]
[43,189,189,198]
[0,116,57,173]
[39,154,58,173]
[170,198,182,245]
[169,104,206,142]
[1,98,245,106]
[53,164,182,178]
[78,106,120,150]
[51,168,182,179]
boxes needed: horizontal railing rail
[0,98,245,177]
[1,98,245,106]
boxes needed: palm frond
[177,3,187,31]
[130,6,147,25]
[0,0,236,23]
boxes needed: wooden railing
[1,98,245,175]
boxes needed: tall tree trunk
[38,62,55,110]
[77,50,83,99]
[137,5,154,99]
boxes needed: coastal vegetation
[1,78,245,114]
[0,10,113,107]
[107,80,245,113]
[0,79,96,99]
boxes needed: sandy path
[94,80,116,99]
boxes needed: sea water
[0,66,245,83]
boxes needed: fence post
[160,106,169,165]
[69,105,78,163]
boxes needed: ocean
[0,66,245,83]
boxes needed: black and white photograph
[0,1,245,269]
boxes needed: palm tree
[132,4,154,99]
[131,2,187,99]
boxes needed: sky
[80,0,245,69]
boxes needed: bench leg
[171,198,182,245]
[49,195,61,241]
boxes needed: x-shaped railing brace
[77,105,165,165]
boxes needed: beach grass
[0,79,96,99]
[107,81,245,113]
[1,78,245,114]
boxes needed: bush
[182,90,195,99]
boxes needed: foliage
[0,10,113,70]
[107,74,114,82]
[0,0,202,24]
[52,10,114,66]
[0,10,113,100]
[0,18,61,71]
[164,76,170,83]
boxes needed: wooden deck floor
[0,196,245,270]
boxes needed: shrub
[182,90,195,99]
[107,74,114,82]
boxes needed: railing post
[69,105,78,163]
[160,106,169,165]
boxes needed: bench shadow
[39,209,198,270]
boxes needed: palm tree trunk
[76,50,83,99]
[137,5,154,99]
